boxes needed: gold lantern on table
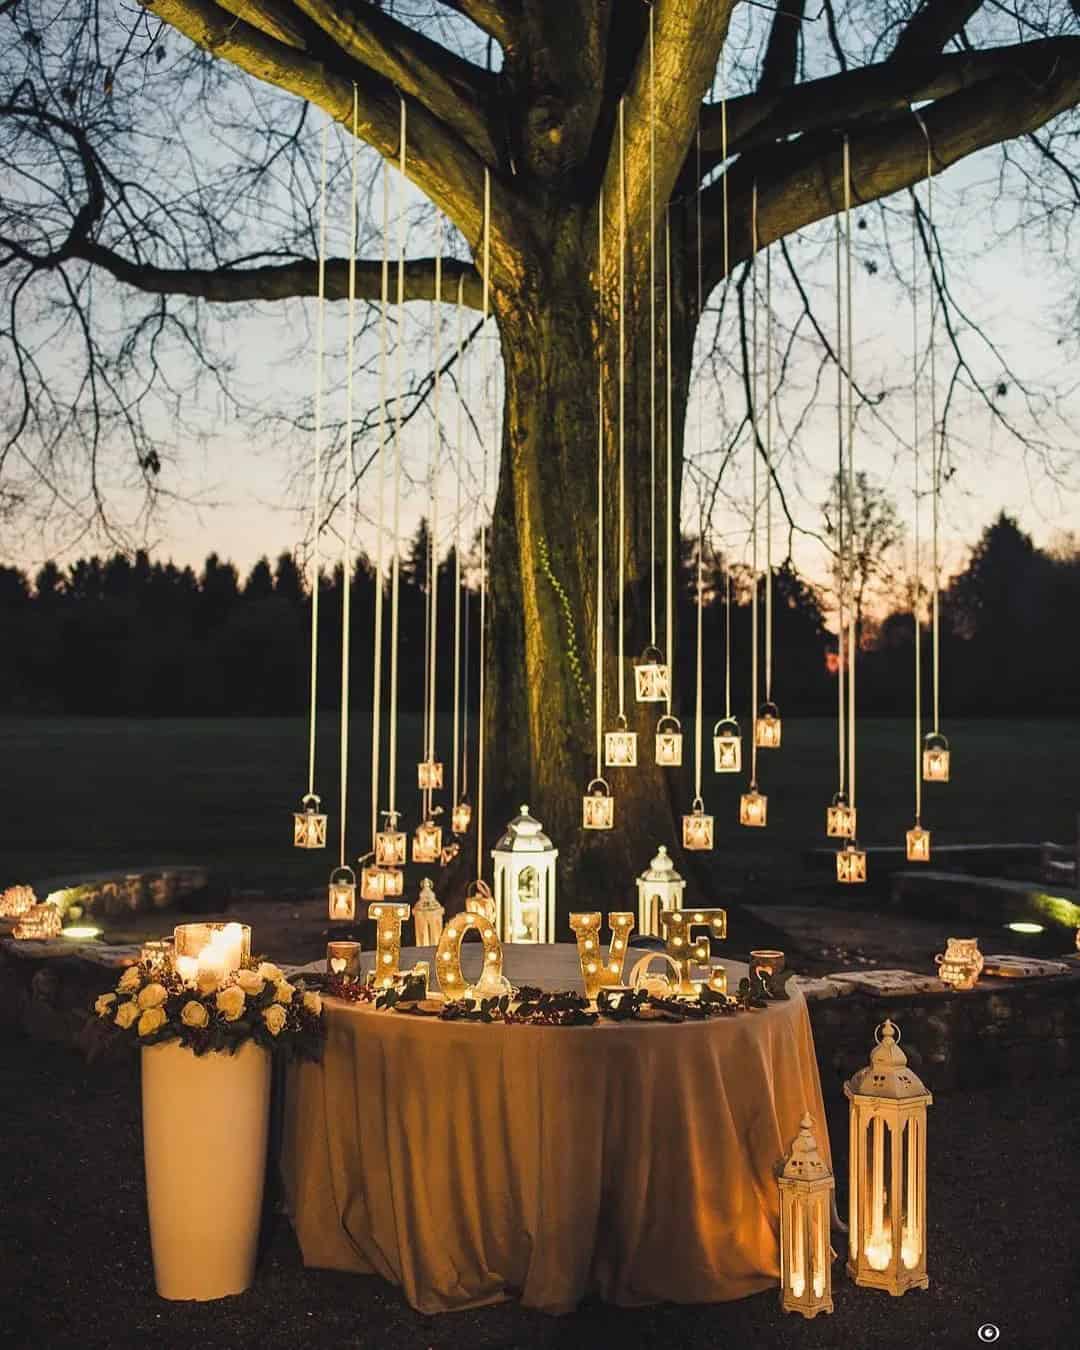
[375,811,407,867]
[739,786,768,828]
[328,866,357,922]
[604,714,638,768]
[412,877,445,946]
[412,814,443,864]
[836,840,867,885]
[582,777,614,830]
[636,845,686,938]
[451,798,472,835]
[778,1113,834,1319]
[826,793,856,839]
[906,825,931,863]
[293,793,327,849]
[922,731,950,783]
[633,645,669,703]
[755,701,782,749]
[654,715,683,767]
[682,798,714,851]
[845,1019,932,1296]
[417,759,444,791]
[712,718,742,773]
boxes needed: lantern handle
[330,865,357,885]
[356,850,375,867]
[758,700,780,719]
[830,790,850,807]
[614,712,629,730]
[301,792,322,810]
[638,644,664,664]
[874,1018,900,1046]
[466,878,493,900]
[713,717,739,736]
[691,794,705,813]
[587,777,611,797]
[657,714,681,734]
[380,808,402,829]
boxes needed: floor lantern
[328,866,357,922]
[906,825,931,862]
[779,1113,834,1319]
[417,759,444,791]
[712,718,742,773]
[740,787,768,828]
[451,799,472,835]
[293,793,327,849]
[682,799,714,851]
[582,778,614,830]
[922,731,950,783]
[412,877,444,946]
[845,1019,932,1295]
[636,845,685,937]
[654,715,683,766]
[836,841,868,885]
[375,811,407,868]
[826,793,856,839]
[634,646,669,703]
[412,815,443,864]
[755,701,782,749]
[491,804,558,943]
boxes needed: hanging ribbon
[617,98,627,722]
[912,183,922,828]
[475,167,491,879]
[664,210,674,716]
[692,119,705,803]
[370,155,390,846]
[750,183,760,793]
[388,97,406,821]
[720,90,733,723]
[306,119,329,801]
[426,225,443,820]
[843,136,857,819]
[596,189,606,782]
[764,243,773,707]
[338,88,359,870]
[452,274,465,810]
[648,2,658,651]
[834,215,846,802]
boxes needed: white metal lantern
[682,798,714,851]
[412,877,445,946]
[922,731,950,783]
[604,714,638,768]
[826,793,857,839]
[712,718,742,773]
[374,811,407,867]
[451,799,472,835]
[417,760,444,791]
[381,867,404,897]
[492,804,558,944]
[845,1019,932,1296]
[906,825,931,862]
[755,701,782,748]
[412,817,443,864]
[740,787,768,828]
[634,645,670,703]
[636,845,686,937]
[293,793,327,849]
[654,715,683,766]
[328,866,357,922]
[778,1113,834,1319]
[837,841,868,884]
[582,777,614,830]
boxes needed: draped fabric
[281,947,829,1315]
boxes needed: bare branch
[889,0,985,67]
[758,0,805,94]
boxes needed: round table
[282,944,829,1315]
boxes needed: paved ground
[1,1034,1076,1350]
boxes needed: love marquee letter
[435,910,505,999]
[568,912,636,1000]
[659,909,727,996]
[368,902,411,988]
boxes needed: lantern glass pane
[375,831,407,867]
[583,791,614,829]
[655,732,683,766]
[713,735,741,773]
[604,729,639,767]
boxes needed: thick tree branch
[889,0,985,68]
[758,0,805,93]
[440,0,519,52]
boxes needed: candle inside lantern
[173,922,250,985]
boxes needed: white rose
[136,982,168,1011]
[216,985,246,1022]
[138,1007,167,1037]
[95,992,117,1018]
[114,1000,139,1030]
[180,1000,209,1029]
[302,990,323,1017]
[196,969,220,996]
[257,962,284,984]
[117,967,141,993]
[236,969,265,996]
[273,980,296,1005]
[262,1003,287,1036]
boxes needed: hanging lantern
[328,866,357,922]
[582,778,614,830]
[293,793,327,849]
[906,825,931,863]
[845,1019,932,1295]
[826,793,857,839]
[604,714,638,768]
[358,853,385,902]
[922,731,950,783]
[633,645,670,703]
[654,715,683,767]
[836,840,868,885]
[635,845,686,938]
[380,867,404,897]
[451,799,472,835]
[492,804,559,943]
[712,718,742,774]
[682,798,714,851]
[417,760,444,791]
[778,1113,834,1319]
[412,817,443,864]
[755,701,782,749]
[412,877,445,947]
[739,787,768,828]
[374,811,407,867]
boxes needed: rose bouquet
[94,957,324,1060]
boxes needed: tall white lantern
[845,1019,932,1297]
[412,877,445,947]
[778,1113,834,1319]
[636,845,685,937]
[491,804,558,944]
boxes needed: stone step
[891,868,1080,931]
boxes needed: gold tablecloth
[281,945,829,1315]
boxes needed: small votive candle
[326,940,362,980]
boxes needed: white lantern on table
[412,877,445,946]
[635,845,685,937]
[491,804,558,944]
[778,1113,834,1319]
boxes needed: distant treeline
[0,513,1076,717]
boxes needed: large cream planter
[141,1038,271,1300]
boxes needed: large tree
[5,0,1080,901]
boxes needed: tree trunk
[484,208,695,916]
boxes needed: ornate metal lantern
[922,731,950,783]
[604,714,638,768]
[293,793,327,849]
[412,877,445,947]
[633,645,669,703]
[755,701,782,748]
[380,867,404,897]
[451,799,472,835]
[826,793,857,839]
[906,825,931,863]
[417,760,444,791]
[328,866,357,922]
[778,1114,834,1319]
[360,859,386,902]
[739,787,768,828]
[374,811,407,867]
[654,715,683,767]
[635,845,686,938]
[412,815,443,864]
[492,804,558,944]
[712,718,742,773]
[836,841,868,884]
[582,778,614,830]
[682,798,714,851]
[845,1019,932,1296]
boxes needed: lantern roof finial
[781,1113,832,1180]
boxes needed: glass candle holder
[173,922,251,985]
[326,940,362,980]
